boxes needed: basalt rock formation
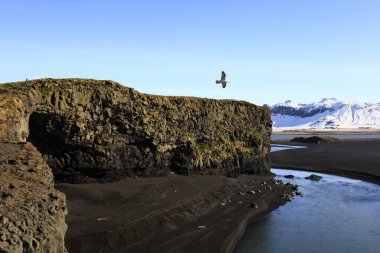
[0,78,272,252]
[0,143,67,252]
[1,78,272,181]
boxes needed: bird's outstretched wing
[221,71,226,81]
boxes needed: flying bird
[216,71,230,88]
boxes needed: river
[234,169,380,253]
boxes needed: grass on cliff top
[0,78,270,116]
[1,78,267,109]
[0,78,126,99]
[0,78,119,90]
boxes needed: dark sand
[57,173,293,253]
[271,139,380,184]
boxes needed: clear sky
[1,0,379,105]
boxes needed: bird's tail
[216,80,221,84]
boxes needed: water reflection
[271,144,306,152]
[234,169,380,253]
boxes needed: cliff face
[0,78,272,252]
[0,143,67,253]
[1,78,272,182]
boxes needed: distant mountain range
[269,98,380,131]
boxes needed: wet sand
[57,173,294,253]
[271,139,380,184]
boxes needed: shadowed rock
[305,174,323,181]
[291,136,339,144]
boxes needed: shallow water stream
[234,168,380,253]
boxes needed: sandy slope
[57,173,295,253]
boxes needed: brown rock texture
[0,143,67,253]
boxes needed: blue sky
[1,0,379,105]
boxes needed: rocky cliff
[0,143,67,252]
[1,78,272,181]
[0,78,272,252]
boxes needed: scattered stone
[284,175,294,179]
[281,193,292,201]
[237,201,243,204]
[247,190,256,194]
[305,174,323,181]
[237,192,246,196]
[248,202,258,209]
[198,225,207,229]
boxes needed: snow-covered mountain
[270,98,380,131]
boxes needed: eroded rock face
[1,78,272,182]
[0,143,67,253]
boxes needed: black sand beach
[271,139,380,184]
[57,173,294,253]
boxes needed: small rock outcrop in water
[305,174,323,181]
[0,78,272,252]
[290,136,339,144]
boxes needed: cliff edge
[0,78,272,252]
